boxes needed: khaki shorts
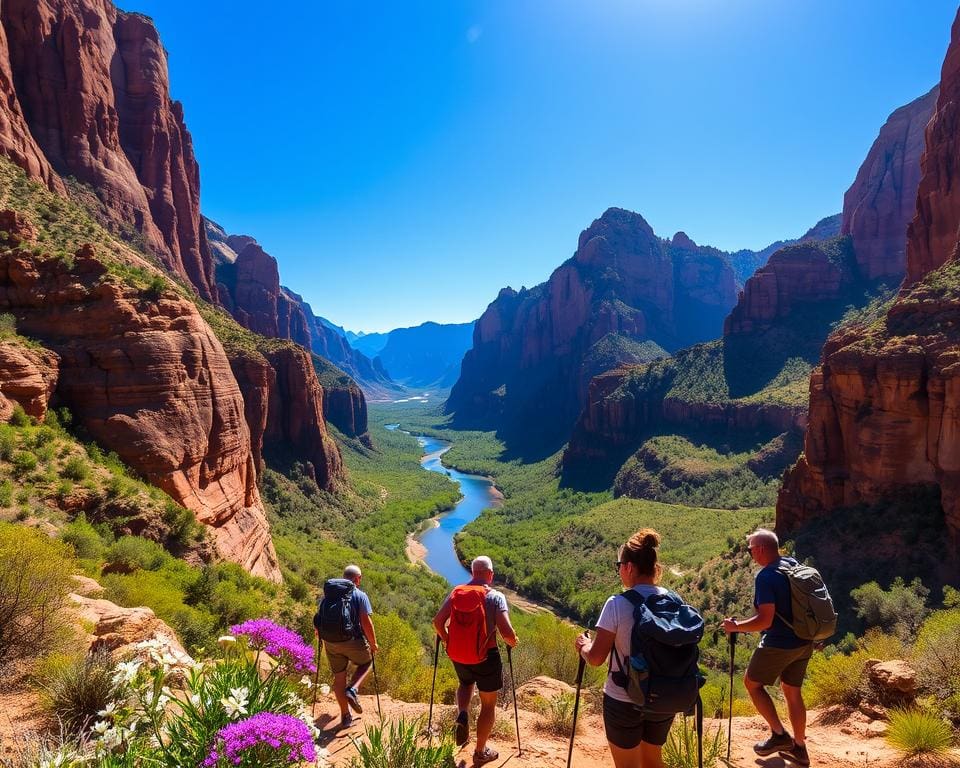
[324,637,371,674]
[747,642,814,687]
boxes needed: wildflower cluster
[230,619,316,674]
[203,712,317,767]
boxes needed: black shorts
[602,694,675,749]
[451,648,503,693]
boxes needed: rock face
[779,10,960,549]
[0,340,58,421]
[447,208,738,447]
[844,87,939,281]
[0,241,280,581]
[0,0,215,300]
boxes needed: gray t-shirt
[439,582,508,649]
[596,584,668,703]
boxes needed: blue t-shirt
[754,557,807,649]
[351,588,373,639]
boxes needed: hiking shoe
[339,713,354,730]
[753,730,794,756]
[345,686,363,714]
[473,747,498,765]
[779,742,810,767]
[455,710,469,747]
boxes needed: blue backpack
[611,589,705,716]
[314,578,358,643]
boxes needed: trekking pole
[727,631,737,763]
[371,653,383,722]
[567,632,588,768]
[311,635,322,717]
[427,635,441,740]
[696,694,704,768]
[507,644,521,757]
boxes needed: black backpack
[611,589,705,716]
[314,578,358,643]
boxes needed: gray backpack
[775,560,837,641]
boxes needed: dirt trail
[311,691,942,768]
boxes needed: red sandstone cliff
[0,231,279,580]
[779,10,960,547]
[447,208,738,446]
[843,87,939,281]
[0,0,215,300]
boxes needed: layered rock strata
[0,240,280,581]
[779,9,960,548]
[0,0,215,299]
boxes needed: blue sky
[125,0,957,333]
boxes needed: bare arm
[723,603,774,634]
[496,609,518,648]
[360,611,378,653]
[433,602,451,644]
[575,627,614,667]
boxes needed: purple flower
[230,619,316,674]
[204,712,316,767]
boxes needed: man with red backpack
[432,556,518,766]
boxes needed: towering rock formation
[0,0,215,300]
[778,10,960,548]
[447,208,737,448]
[843,87,939,281]
[0,233,280,581]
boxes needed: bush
[349,718,455,768]
[0,523,75,672]
[104,536,169,572]
[0,425,16,460]
[885,707,954,757]
[663,714,725,768]
[366,613,457,703]
[60,516,105,561]
[0,479,12,507]
[807,630,903,707]
[851,577,930,640]
[61,455,90,482]
[9,403,30,427]
[912,608,960,705]
[12,449,38,475]
[38,650,116,735]
[533,692,578,737]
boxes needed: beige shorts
[324,637,371,674]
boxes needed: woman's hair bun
[634,528,660,550]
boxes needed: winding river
[386,425,502,585]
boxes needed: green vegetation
[37,650,117,734]
[0,523,76,672]
[532,691,579,737]
[806,630,904,707]
[851,577,931,641]
[663,713,725,768]
[885,707,955,757]
[349,719,456,768]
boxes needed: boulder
[516,676,576,709]
[866,659,917,704]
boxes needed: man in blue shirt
[322,564,378,728]
[723,529,813,767]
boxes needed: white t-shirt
[595,584,669,703]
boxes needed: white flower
[97,702,117,719]
[190,693,201,707]
[92,720,109,735]
[320,683,331,696]
[299,675,313,688]
[221,686,249,719]
[217,635,237,647]
[112,660,141,685]
[102,727,122,748]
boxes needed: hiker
[315,564,378,728]
[432,555,518,766]
[723,528,813,767]
[575,528,701,768]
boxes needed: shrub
[0,479,13,507]
[533,691,578,737]
[885,707,954,757]
[0,523,75,671]
[806,629,903,707]
[349,718,455,768]
[60,515,105,561]
[104,536,169,572]
[912,608,960,704]
[663,714,725,768]
[0,425,16,459]
[851,577,930,640]
[61,455,90,482]
[9,403,30,427]
[12,449,38,475]
[38,650,116,734]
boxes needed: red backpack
[446,585,490,665]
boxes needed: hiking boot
[753,730,794,756]
[473,747,498,765]
[345,686,363,714]
[779,742,810,767]
[455,710,469,747]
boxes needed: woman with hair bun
[574,528,675,768]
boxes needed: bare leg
[640,742,665,768]
[607,743,643,768]
[456,681,475,716]
[744,674,786,734]
[349,661,372,691]
[780,682,806,745]
[475,690,499,754]
[333,670,349,717]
